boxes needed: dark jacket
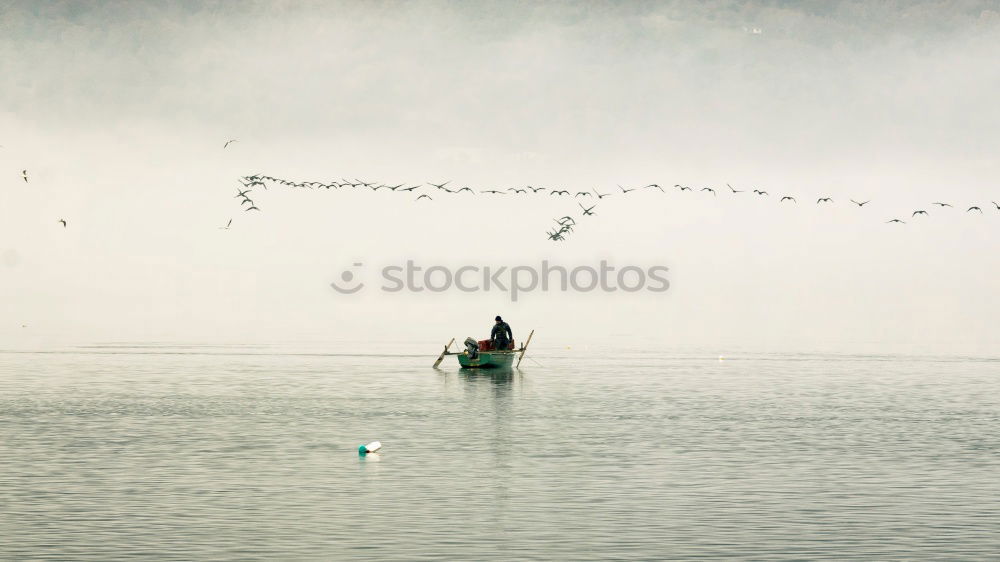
[491,321,513,345]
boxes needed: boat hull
[456,351,515,369]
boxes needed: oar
[516,329,534,368]
[432,338,455,368]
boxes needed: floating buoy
[358,441,382,455]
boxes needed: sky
[1,0,998,353]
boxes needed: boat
[432,330,534,369]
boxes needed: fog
[2,1,998,353]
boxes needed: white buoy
[358,441,382,455]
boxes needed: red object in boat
[477,339,513,351]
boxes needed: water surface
[2,344,999,559]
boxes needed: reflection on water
[2,345,1000,560]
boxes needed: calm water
[2,343,999,560]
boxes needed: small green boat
[456,349,516,369]
[432,330,534,370]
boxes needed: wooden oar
[516,329,534,368]
[432,338,455,368]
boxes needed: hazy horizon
[2,1,998,353]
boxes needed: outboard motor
[463,337,480,359]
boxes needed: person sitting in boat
[491,316,513,350]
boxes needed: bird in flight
[931,202,952,207]
[644,184,665,192]
[912,210,928,217]
[817,197,833,204]
[416,194,432,201]
[546,230,565,241]
[224,139,238,149]
[701,187,716,196]
[428,181,450,190]
[556,216,576,225]
[235,188,252,198]
[675,185,692,191]
[240,199,254,206]
[400,185,420,192]
[457,187,475,193]
[219,219,232,230]
[550,190,570,196]
[992,201,1000,210]
[482,190,505,195]
[575,191,592,197]
[886,219,906,224]
[57,219,67,228]
[851,199,870,206]
[780,196,796,203]
[620,185,636,194]
[245,206,260,212]
[22,170,28,182]
[593,189,610,199]
[753,189,768,196]
[967,206,983,213]
[727,184,744,194]
[579,203,596,216]
[526,186,545,193]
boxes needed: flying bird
[780,196,796,203]
[579,203,596,216]
[400,186,420,192]
[817,197,833,204]
[527,186,545,193]
[245,206,260,212]
[701,187,716,196]
[992,201,1000,210]
[57,219,67,228]
[851,199,870,206]
[457,187,475,193]
[727,184,744,194]
[575,192,592,197]
[620,185,636,194]
[550,190,570,196]
[967,206,983,213]
[240,199,254,206]
[675,184,692,191]
[416,194,432,201]
[912,210,928,217]
[931,202,952,207]
[235,189,252,198]
[428,181,450,190]
[223,139,238,148]
[482,190,505,195]
[644,184,665,192]
[593,189,610,199]
[508,188,527,194]
[22,170,28,182]
[886,219,906,224]
[219,219,232,230]
[753,189,769,196]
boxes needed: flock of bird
[8,139,999,236]
[228,171,998,240]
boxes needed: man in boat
[491,315,513,351]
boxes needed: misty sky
[1,1,998,353]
